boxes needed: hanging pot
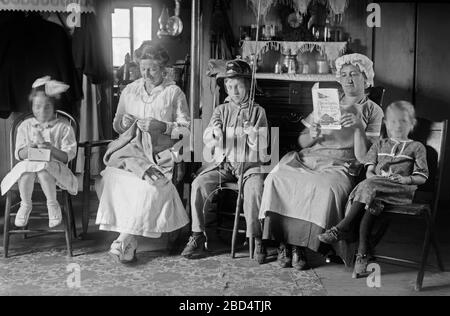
[157,0,184,38]
[168,16,183,36]
[168,0,183,36]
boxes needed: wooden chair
[373,118,447,291]
[3,110,78,257]
[214,128,278,260]
[213,181,254,259]
[77,139,111,238]
[215,115,278,260]
[367,86,386,108]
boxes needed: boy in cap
[181,59,269,263]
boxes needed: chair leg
[216,190,223,238]
[415,213,433,291]
[82,144,92,238]
[3,193,12,258]
[23,225,28,239]
[81,192,90,238]
[430,223,445,272]
[63,192,73,257]
[231,197,242,259]
[68,196,77,239]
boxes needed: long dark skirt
[263,212,323,252]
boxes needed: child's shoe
[15,203,32,227]
[47,202,62,228]
[352,253,370,279]
[318,226,350,244]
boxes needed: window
[112,6,152,67]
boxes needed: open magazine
[311,85,341,130]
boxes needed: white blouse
[113,78,190,153]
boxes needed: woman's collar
[139,77,176,95]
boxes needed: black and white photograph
[0,0,450,299]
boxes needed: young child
[318,101,429,278]
[1,76,78,228]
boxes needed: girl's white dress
[0,117,78,196]
[95,78,190,238]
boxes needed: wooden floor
[316,209,450,296]
[1,194,450,296]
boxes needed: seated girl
[318,101,428,278]
[1,76,78,228]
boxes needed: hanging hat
[32,76,70,97]
[216,59,253,84]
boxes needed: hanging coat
[72,13,110,85]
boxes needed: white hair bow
[32,76,70,97]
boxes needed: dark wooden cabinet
[374,2,450,200]
[255,79,339,156]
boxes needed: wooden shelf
[243,40,347,44]
[242,40,348,62]
[255,73,337,82]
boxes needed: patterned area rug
[0,246,326,296]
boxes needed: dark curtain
[0,12,82,118]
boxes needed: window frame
[111,2,153,68]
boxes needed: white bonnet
[335,53,375,87]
